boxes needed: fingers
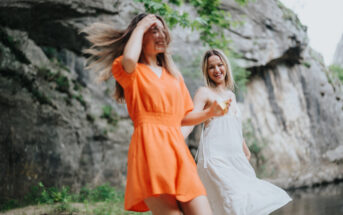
[139,14,159,32]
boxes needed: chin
[155,47,166,54]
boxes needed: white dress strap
[195,123,209,168]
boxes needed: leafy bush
[1,183,150,214]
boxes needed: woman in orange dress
[82,13,229,214]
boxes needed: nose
[156,28,165,39]
[215,66,220,72]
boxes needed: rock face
[0,2,135,200]
[0,0,342,202]
[220,0,343,188]
[333,34,343,66]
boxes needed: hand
[219,98,232,113]
[208,99,231,117]
[137,14,159,33]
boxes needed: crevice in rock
[0,28,30,64]
[0,69,56,108]
[260,70,288,132]
[228,28,252,40]
[247,45,303,78]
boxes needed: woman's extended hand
[208,99,232,117]
[137,14,159,33]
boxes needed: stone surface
[333,34,343,67]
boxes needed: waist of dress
[133,112,181,127]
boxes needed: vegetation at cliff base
[0,183,151,215]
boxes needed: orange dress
[112,56,206,212]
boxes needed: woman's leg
[179,195,213,215]
[144,194,182,215]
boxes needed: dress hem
[253,197,292,215]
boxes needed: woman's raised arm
[122,14,158,73]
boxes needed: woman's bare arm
[242,139,251,161]
[122,15,158,73]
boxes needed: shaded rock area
[0,26,132,200]
[0,0,342,203]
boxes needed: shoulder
[227,90,236,100]
[194,87,212,100]
[196,86,211,95]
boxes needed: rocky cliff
[333,34,343,66]
[1,0,342,201]
[219,0,343,188]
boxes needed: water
[272,182,343,215]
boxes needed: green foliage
[137,0,250,90]
[37,66,71,95]
[136,0,248,50]
[1,182,151,214]
[329,64,343,83]
[31,88,53,105]
[276,0,305,30]
[42,46,59,60]
[36,182,72,204]
[72,80,83,91]
[79,184,122,203]
[0,29,30,64]
[301,61,311,68]
[226,51,250,92]
[101,105,119,126]
[73,94,87,108]
[0,199,20,211]
[37,66,55,81]
[55,73,70,94]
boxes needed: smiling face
[207,55,227,86]
[142,19,167,55]
[202,49,234,90]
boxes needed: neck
[215,83,226,93]
[142,54,159,67]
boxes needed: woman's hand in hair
[123,14,158,74]
[137,14,159,33]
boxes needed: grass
[0,183,151,215]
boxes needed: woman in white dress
[182,49,292,215]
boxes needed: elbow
[181,119,187,126]
[122,56,136,74]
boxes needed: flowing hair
[81,13,180,102]
[202,49,235,91]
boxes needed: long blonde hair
[81,13,179,102]
[202,49,235,91]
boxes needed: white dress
[196,97,291,215]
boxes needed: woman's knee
[179,195,212,215]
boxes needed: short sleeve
[179,75,194,117]
[112,56,136,88]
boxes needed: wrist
[205,108,214,118]
[134,25,146,35]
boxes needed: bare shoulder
[193,87,212,110]
[195,86,211,98]
[227,90,236,100]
